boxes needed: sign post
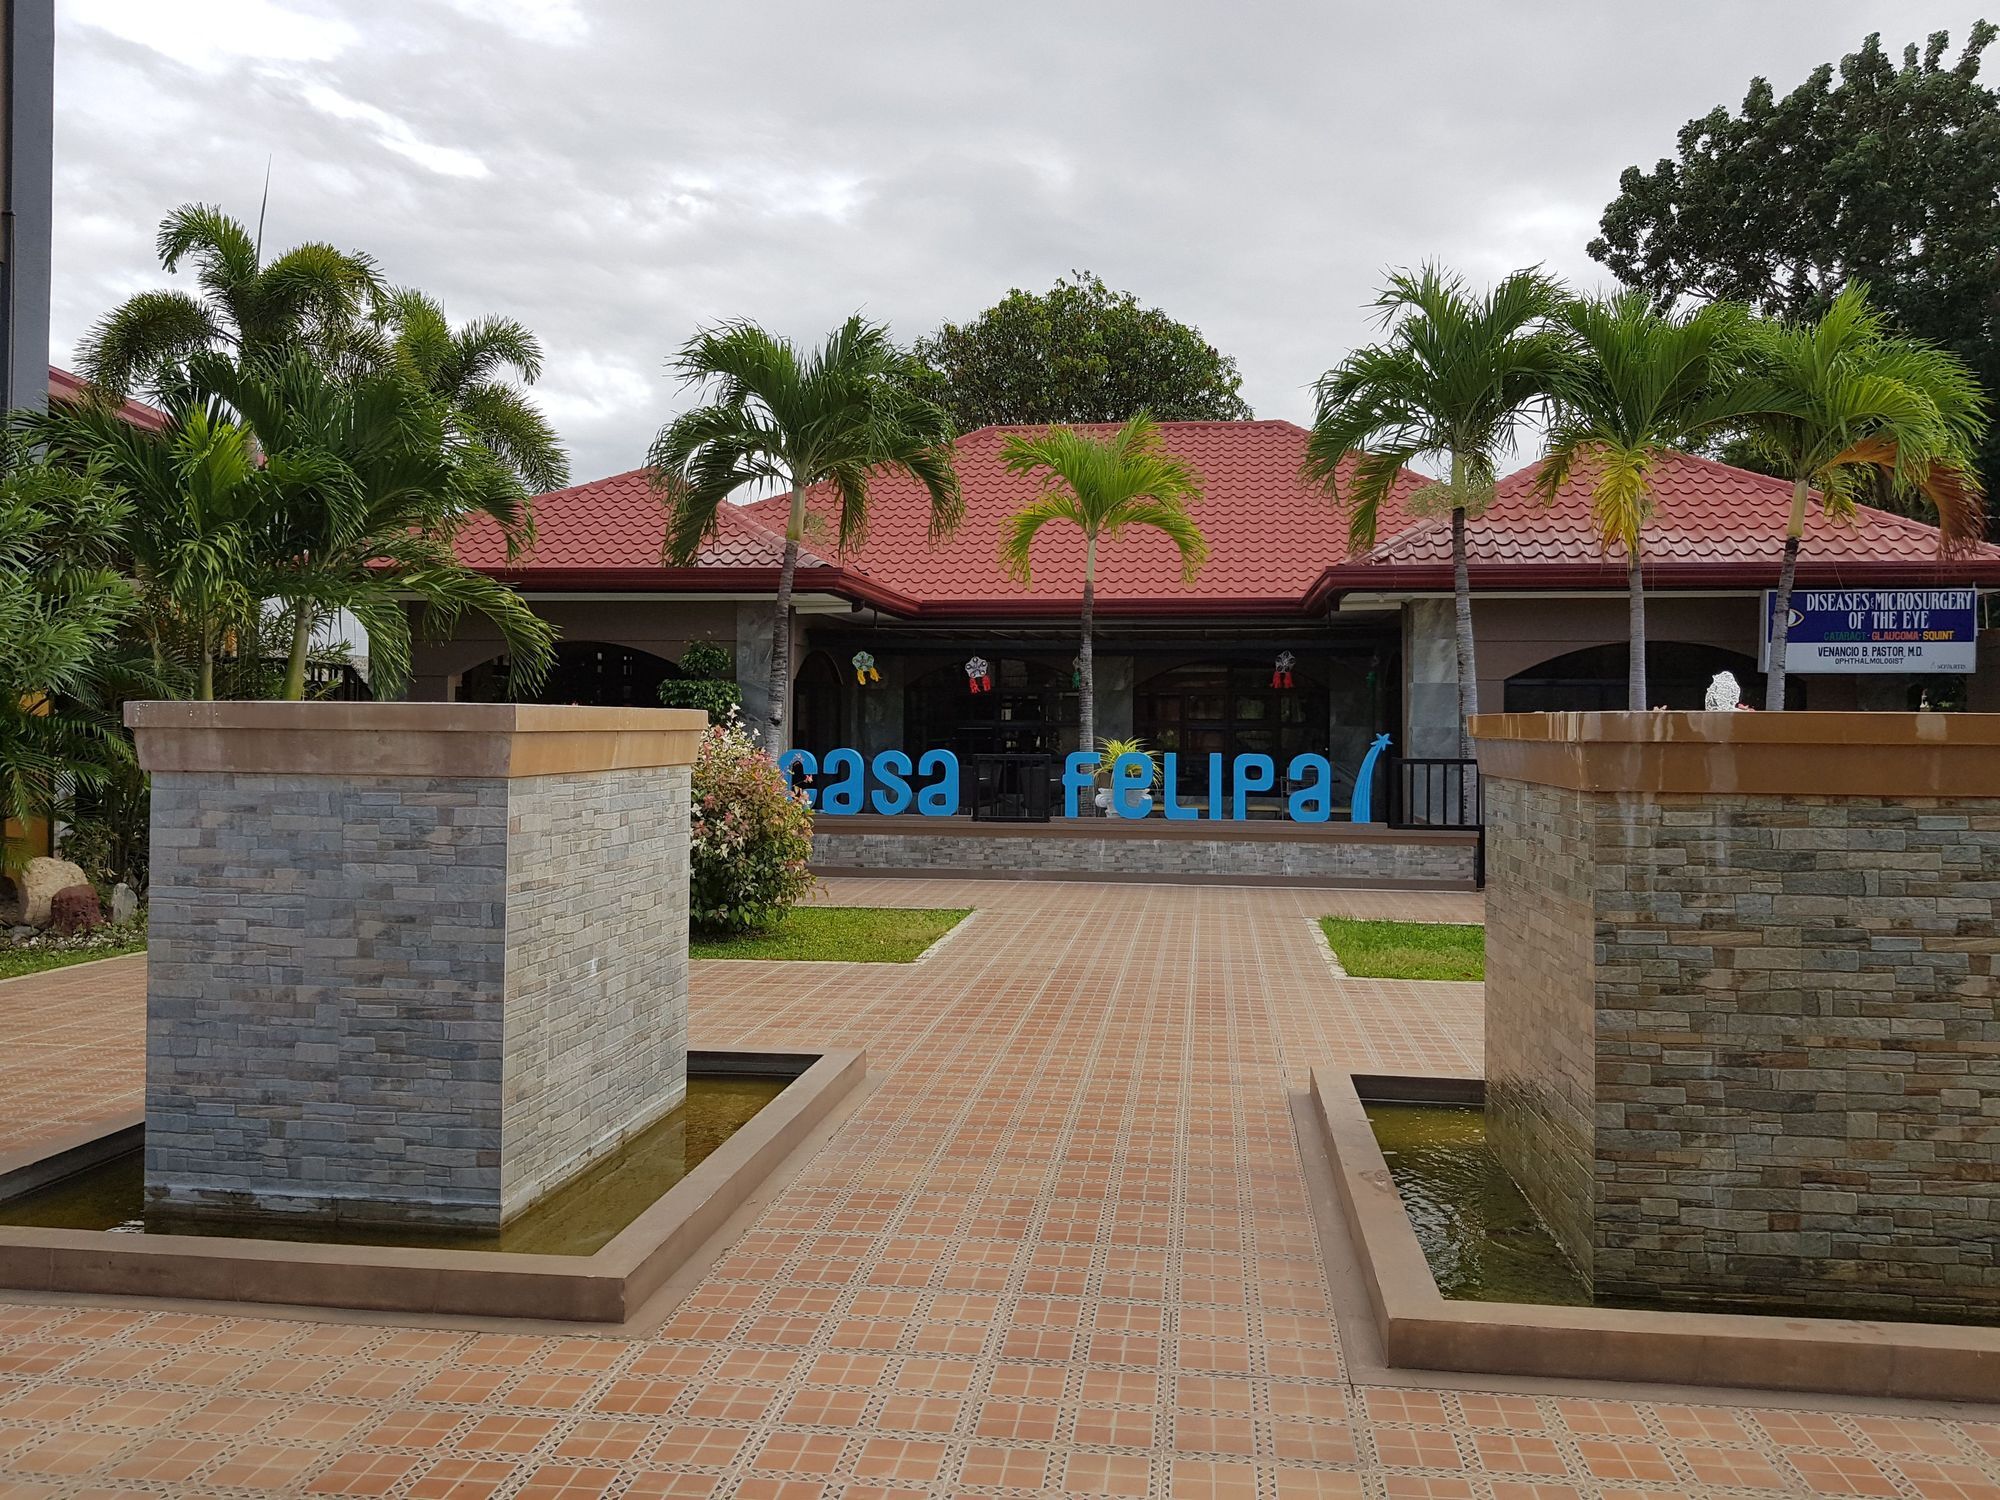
[1761,587,1979,675]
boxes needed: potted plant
[1094,737,1160,818]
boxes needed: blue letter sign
[785,738,1394,823]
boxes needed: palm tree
[37,396,274,700]
[0,455,136,871]
[1302,265,1569,758]
[76,203,383,401]
[372,287,570,495]
[192,354,555,701]
[650,316,961,753]
[1534,292,1749,709]
[996,415,1208,760]
[1730,285,1987,710]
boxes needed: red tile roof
[453,467,831,572]
[462,426,2000,613]
[1305,450,2000,604]
[47,366,168,431]
[733,421,1428,616]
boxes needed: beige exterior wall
[407,599,744,702]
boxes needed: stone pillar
[129,702,704,1230]
[1402,600,1461,757]
[1472,710,2000,1320]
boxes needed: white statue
[1704,671,1742,711]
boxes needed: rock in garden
[16,857,89,927]
[49,883,103,935]
[5,925,32,942]
[110,882,138,925]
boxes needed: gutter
[1301,558,2000,614]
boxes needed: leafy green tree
[0,453,138,871]
[1302,266,1569,757]
[1589,24,2000,509]
[658,639,743,720]
[77,203,383,401]
[997,415,1208,759]
[910,272,1253,430]
[1534,293,1750,709]
[372,287,570,495]
[1728,284,1986,710]
[650,316,961,753]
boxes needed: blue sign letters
[788,741,1391,824]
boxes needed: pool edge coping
[1311,1066,2000,1404]
[0,1045,865,1325]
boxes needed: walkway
[3,879,1997,1499]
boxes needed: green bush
[660,639,742,719]
[689,718,815,933]
[678,639,732,679]
[659,677,742,719]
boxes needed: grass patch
[0,935,147,983]
[1319,917,1484,981]
[691,906,970,963]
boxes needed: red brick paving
[2,878,1996,1499]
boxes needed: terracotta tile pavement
[2,877,1997,1498]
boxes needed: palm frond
[75,290,227,397]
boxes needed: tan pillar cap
[126,701,707,778]
[1467,710,2000,797]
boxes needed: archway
[459,642,680,706]
[1503,642,1802,712]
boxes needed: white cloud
[298,85,490,179]
[66,0,354,71]
[431,0,587,45]
[49,0,1997,485]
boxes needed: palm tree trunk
[197,618,215,702]
[1450,503,1478,758]
[766,483,804,755]
[1080,536,1096,776]
[1764,478,1809,711]
[1627,547,1648,711]
[281,605,313,701]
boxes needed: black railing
[1388,756,1484,886]
[970,753,1055,822]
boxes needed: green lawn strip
[1319,917,1484,981]
[691,906,970,963]
[0,938,148,983]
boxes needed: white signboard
[1761,587,1980,675]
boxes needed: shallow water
[1365,1102,1591,1306]
[0,1075,788,1256]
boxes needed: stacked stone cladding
[145,764,689,1227]
[811,829,1476,885]
[1483,776,2000,1318]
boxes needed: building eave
[1302,558,2000,614]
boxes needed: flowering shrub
[689,716,815,933]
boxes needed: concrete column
[1402,600,1461,758]
[129,702,703,1229]
[734,603,776,734]
[1095,655,1134,743]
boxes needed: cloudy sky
[52,1,1993,486]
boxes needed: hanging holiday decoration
[1071,654,1082,688]
[1271,651,1296,690]
[851,651,879,686]
[964,656,992,694]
